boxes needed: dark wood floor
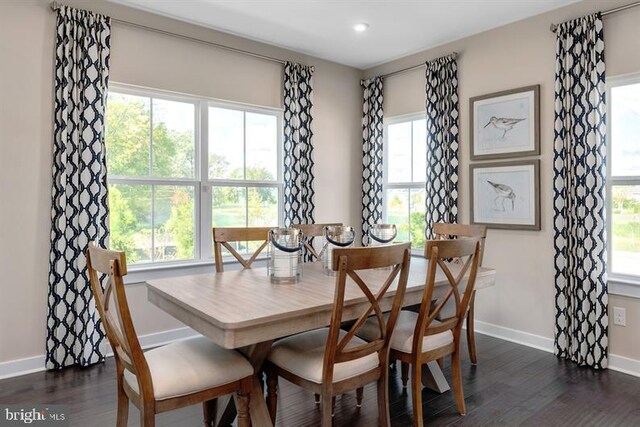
[1,334,639,426]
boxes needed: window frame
[606,72,640,298]
[382,112,427,253]
[107,83,284,281]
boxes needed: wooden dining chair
[265,243,412,427]
[85,244,254,427]
[358,238,480,426]
[212,226,273,272]
[291,222,342,261]
[433,223,487,364]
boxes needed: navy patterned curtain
[361,77,384,244]
[47,5,111,369]
[553,13,608,369]
[425,54,459,239]
[283,62,315,228]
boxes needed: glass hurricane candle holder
[321,225,355,275]
[367,223,397,246]
[268,227,303,284]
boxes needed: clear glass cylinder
[322,225,355,274]
[367,223,397,246]
[268,228,303,284]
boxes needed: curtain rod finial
[550,23,558,33]
[50,1,60,11]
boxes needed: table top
[146,257,496,349]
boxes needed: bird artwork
[484,116,526,139]
[487,180,516,211]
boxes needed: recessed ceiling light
[354,23,369,32]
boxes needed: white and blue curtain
[553,13,608,369]
[425,54,459,239]
[47,5,111,370]
[361,77,384,244]
[283,62,315,228]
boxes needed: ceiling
[107,0,580,69]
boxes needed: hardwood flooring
[1,334,639,426]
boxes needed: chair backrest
[85,244,154,401]
[432,223,487,265]
[291,223,342,261]
[413,239,481,353]
[323,243,411,383]
[212,226,273,272]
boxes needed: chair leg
[356,387,364,407]
[140,402,155,427]
[377,363,391,427]
[467,291,478,365]
[116,383,129,427]
[266,366,278,425]
[203,399,216,427]
[320,393,333,427]
[451,351,466,415]
[236,392,251,427]
[410,362,423,427]
[401,361,409,388]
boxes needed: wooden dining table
[146,257,496,426]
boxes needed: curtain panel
[553,13,608,369]
[46,5,111,369]
[283,62,315,229]
[424,54,459,239]
[361,77,384,244]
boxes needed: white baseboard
[609,354,640,378]
[473,319,640,378]
[0,327,199,380]
[473,319,555,353]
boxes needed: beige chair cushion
[357,311,453,354]
[268,328,379,384]
[123,336,253,400]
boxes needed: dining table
[146,256,496,426]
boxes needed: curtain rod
[360,52,458,84]
[49,1,315,71]
[550,1,640,32]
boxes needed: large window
[383,114,427,249]
[105,86,282,267]
[608,74,640,286]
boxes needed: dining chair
[212,226,273,272]
[291,222,342,261]
[85,244,254,427]
[433,223,487,364]
[357,238,481,426]
[265,243,412,427]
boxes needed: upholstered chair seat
[123,337,253,400]
[268,328,379,384]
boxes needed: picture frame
[470,160,540,230]
[470,85,540,161]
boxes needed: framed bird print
[470,160,540,230]
[469,85,540,160]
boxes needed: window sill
[609,276,640,299]
[125,257,268,285]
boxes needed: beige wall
[364,0,640,362]
[0,0,362,363]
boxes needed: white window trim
[383,112,426,255]
[606,72,640,298]
[108,83,284,280]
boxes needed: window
[607,74,640,288]
[105,86,282,267]
[383,114,427,249]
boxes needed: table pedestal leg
[217,341,274,427]
[421,361,450,393]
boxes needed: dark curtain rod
[49,1,315,71]
[550,1,640,32]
